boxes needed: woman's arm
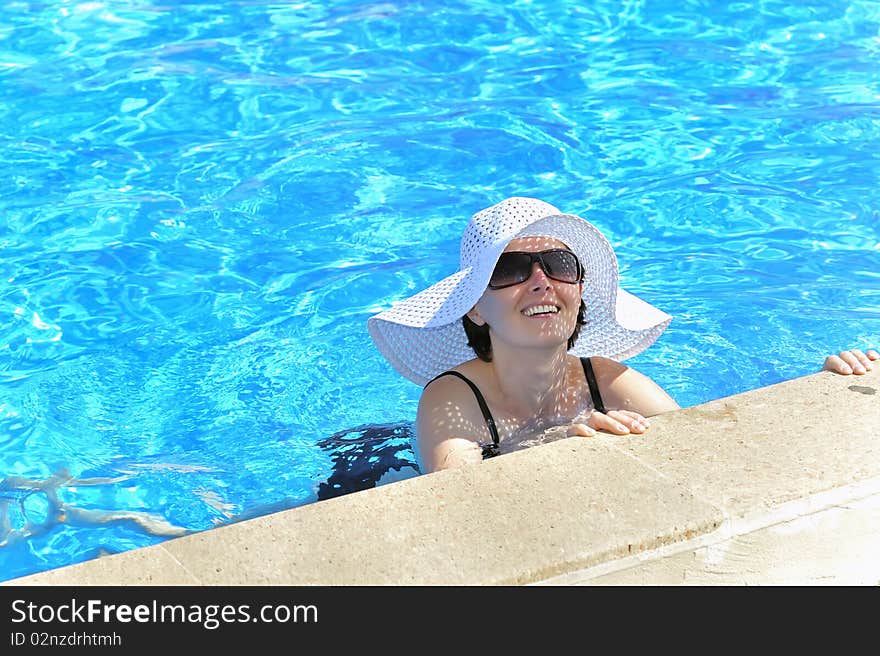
[564,357,678,438]
[565,348,878,440]
[593,356,680,417]
[415,375,488,473]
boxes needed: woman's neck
[486,344,571,420]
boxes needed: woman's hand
[822,348,879,375]
[567,410,651,437]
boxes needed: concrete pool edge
[5,368,879,586]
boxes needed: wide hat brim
[368,213,671,386]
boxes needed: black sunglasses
[488,249,584,289]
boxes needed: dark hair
[462,300,588,362]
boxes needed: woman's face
[468,237,583,351]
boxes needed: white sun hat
[367,196,672,386]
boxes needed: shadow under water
[1,421,420,553]
[316,421,421,501]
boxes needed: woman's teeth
[522,304,559,317]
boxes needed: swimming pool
[1,0,878,582]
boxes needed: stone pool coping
[5,368,879,585]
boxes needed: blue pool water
[1,0,878,582]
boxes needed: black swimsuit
[425,357,606,459]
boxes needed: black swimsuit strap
[580,357,607,414]
[425,371,500,454]
[427,360,605,458]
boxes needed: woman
[368,197,878,473]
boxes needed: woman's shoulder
[588,355,680,415]
[584,355,629,384]
[419,359,486,406]
[416,360,490,472]
[451,358,487,378]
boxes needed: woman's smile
[521,303,561,318]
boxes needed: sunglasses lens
[489,252,533,288]
[489,250,582,289]
[542,250,581,283]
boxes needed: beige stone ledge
[5,368,878,586]
[538,478,880,585]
